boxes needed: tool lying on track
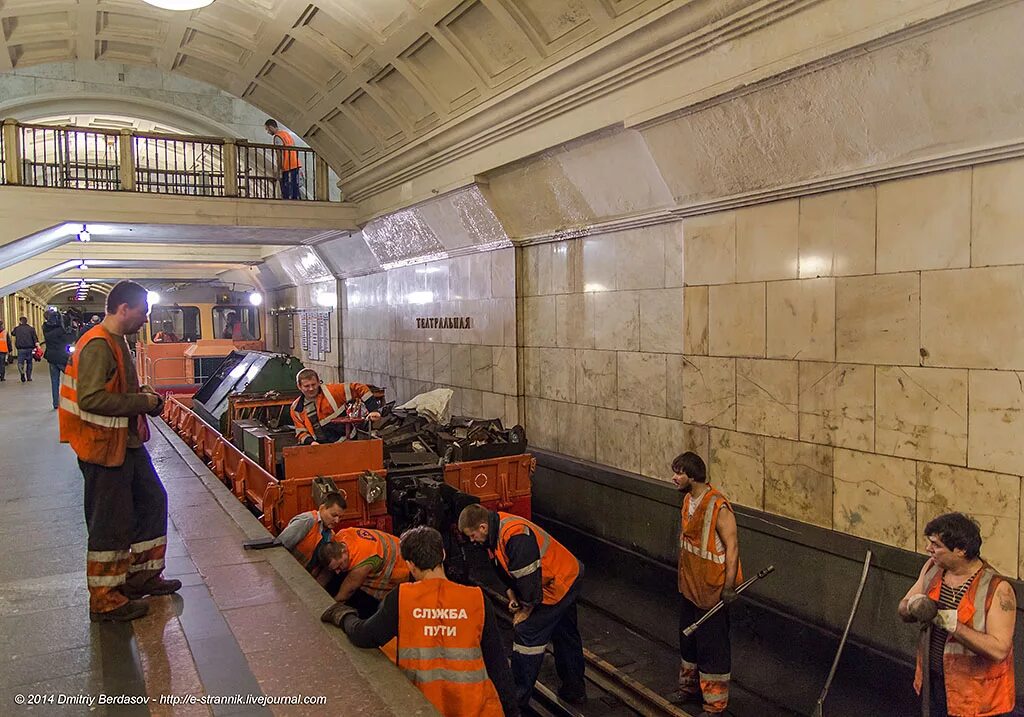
[681,565,775,637]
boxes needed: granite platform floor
[0,374,432,716]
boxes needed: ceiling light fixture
[142,0,214,11]
[77,224,91,242]
[248,292,263,306]
[147,291,161,305]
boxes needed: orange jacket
[396,579,503,717]
[0,329,8,353]
[291,510,329,570]
[273,129,301,171]
[58,325,149,467]
[678,486,742,609]
[494,512,580,606]
[290,382,374,444]
[914,564,1015,716]
[335,528,410,599]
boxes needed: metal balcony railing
[0,118,332,201]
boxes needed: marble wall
[521,159,1024,578]
[341,248,518,425]
[268,281,343,384]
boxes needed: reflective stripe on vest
[495,513,579,606]
[59,373,129,428]
[338,528,408,599]
[680,491,727,564]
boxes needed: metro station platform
[0,376,432,716]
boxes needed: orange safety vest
[291,510,329,569]
[290,382,374,443]
[58,325,149,468]
[335,528,410,599]
[678,486,743,609]
[396,579,503,717]
[914,564,1015,716]
[0,329,7,353]
[273,130,301,171]
[494,513,580,606]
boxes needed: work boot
[557,688,587,707]
[123,576,182,599]
[90,600,149,623]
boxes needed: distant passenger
[324,526,519,717]
[220,311,253,341]
[42,309,76,410]
[899,512,1016,717]
[58,280,178,623]
[290,368,382,445]
[11,316,39,382]
[672,451,742,716]
[264,118,302,200]
[152,321,179,343]
[319,527,411,615]
[275,491,347,572]
[0,320,12,381]
[459,504,586,710]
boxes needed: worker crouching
[290,368,381,445]
[275,491,347,572]
[319,527,411,616]
[899,512,1016,717]
[326,526,519,717]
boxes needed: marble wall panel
[666,354,685,420]
[523,295,557,347]
[764,438,834,529]
[972,159,1024,267]
[968,370,1024,476]
[593,291,640,351]
[736,200,799,282]
[523,242,577,296]
[576,350,617,409]
[798,186,876,278]
[709,429,764,509]
[470,345,493,391]
[683,286,709,355]
[492,346,517,395]
[798,362,874,451]
[556,293,595,349]
[833,449,916,550]
[920,266,1024,370]
[639,288,684,353]
[595,408,642,475]
[836,272,920,365]
[617,352,667,416]
[417,342,433,381]
[614,227,668,291]
[665,223,684,288]
[682,356,736,429]
[709,282,766,358]
[736,359,799,439]
[521,347,540,397]
[491,247,517,298]
[451,345,472,387]
[580,235,617,293]
[641,416,708,481]
[766,278,835,361]
[557,403,596,462]
[482,391,506,420]
[539,348,576,402]
[403,342,418,381]
[917,462,1020,577]
[433,343,452,385]
[876,170,971,273]
[682,212,735,286]
[462,388,483,418]
[875,366,968,465]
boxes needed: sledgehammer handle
[681,565,775,638]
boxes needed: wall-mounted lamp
[77,225,91,243]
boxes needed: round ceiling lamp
[142,0,214,10]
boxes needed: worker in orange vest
[58,281,177,622]
[264,118,302,199]
[672,451,742,717]
[275,492,348,572]
[899,512,1016,717]
[290,368,382,445]
[324,526,519,717]
[0,319,12,381]
[459,504,586,710]
[319,527,411,615]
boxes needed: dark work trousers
[17,348,33,380]
[81,447,168,613]
[48,362,63,408]
[280,169,300,199]
[322,572,382,619]
[679,594,731,713]
[0,353,6,380]
[511,575,586,708]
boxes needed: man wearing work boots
[899,512,1016,717]
[459,504,586,710]
[325,526,519,717]
[59,281,180,622]
[672,452,741,717]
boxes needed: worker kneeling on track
[319,527,411,617]
[275,491,347,572]
[290,368,382,446]
[459,504,586,710]
[899,512,1016,717]
[324,526,519,717]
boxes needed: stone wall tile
[972,158,1024,267]
[462,388,483,417]
[523,295,557,347]
[666,354,685,420]
[432,344,452,385]
[764,438,833,529]
[766,278,835,361]
[492,346,517,395]
[576,350,617,409]
[833,449,916,550]
[665,223,684,288]
[640,288,684,353]
[491,248,517,298]
[682,356,736,429]
[593,290,640,351]
[836,273,920,365]
[736,200,799,282]
[798,186,876,278]
[641,415,708,481]
[617,352,667,416]
[682,212,735,285]
[968,370,1024,475]
[451,345,472,388]
[595,408,642,475]
[417,342,433,382]
[539,348,576,403]
[403,342,418,380]
[581,235,617,293]
[616,229,667,290]
[521,348,540,397]
[482,391,506,421]
[505,397,520,426]
[683,286,709,355]
[557,403,597,461]
[709,429,764,509]
[470,345,493,391]
[876,366,968,465]
[736,359,799,439]
[798,362,874,451]
[877,170,971,273]
[709,282,766,358]
[556,293,595,349]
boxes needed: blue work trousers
[17,348,33,380]
[49,362,63,408]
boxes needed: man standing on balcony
[264,119,301,200]
[11,316,39,382]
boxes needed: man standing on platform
[459,504,587,710]
[11,316,39,382]
[264,118,302,200]
[672,452,741,717]
[59,280,180,623]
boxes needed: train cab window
[213,306,260,341]
[149,306,201,343]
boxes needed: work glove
[321,602,357,628]
[933,609,959,633]
[721,587,739,605]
